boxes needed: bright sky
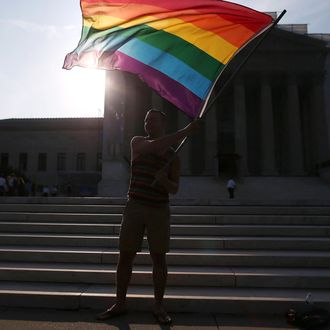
[0,0,329,120]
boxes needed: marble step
[1,233,330,250]
[1,222,330,237]
[0,195,330,207]
[1,247,330,268]
[1,281,330,315]
[1,203,330,215]
[0,262,330,289]
[1,212,330,226]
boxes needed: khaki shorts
[119,199,170,253]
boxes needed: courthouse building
[0,118,103,195]
[1,16,330,197]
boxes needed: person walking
[227,177,236,199]
[97,109,199,324]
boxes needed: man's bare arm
[131,120,199,159]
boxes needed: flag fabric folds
[64,0,273,118]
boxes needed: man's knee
[118,251,136,267]
[150,253,167,268]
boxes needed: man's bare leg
[97,251,136,320]
[150,252,172,324]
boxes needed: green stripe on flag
[80,24,224,81]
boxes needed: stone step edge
[0,263,330,290]
[1,248,330,268]
[2,233,330,239]
[2,223,330,237]
[2,236,330,252]
[2,215,330,225]
[1,261,330,274]
[1,246,330,256]
[1,282,330,314]
[2,196,330,206]
[2,211,330,217]
[2,221,330,229]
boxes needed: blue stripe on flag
[118,38,212,100]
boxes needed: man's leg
[150,252,171,324]
[150,252,167,304]
[111,200,144,309]
[97,251,136,319]
[116,251,136,305]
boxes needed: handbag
[286,307,330,329]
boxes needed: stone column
[259,75,278,175]
[203,104,218,176]
[234,79,249,177]
[310,74,329,166]
[98,71,129,196]
[325,54,330,150]
[124,75,138,144]
[286,75,305,175]
[177,111,191,175]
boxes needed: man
[97,109,199,324]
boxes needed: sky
[0,0,329,120]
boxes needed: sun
[65,67,106,118]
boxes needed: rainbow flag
[64,0,273,118]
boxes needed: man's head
[144,109,167,137]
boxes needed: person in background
[51,185,58,197]
[42,185,50,197]
[0,173,8,196]
[7,173,17,196]
[17,177,26,196]
[227,177,236,199]
[65,183,73,196]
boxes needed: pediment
[259,28,328,52]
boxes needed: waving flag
[64,0,273,118]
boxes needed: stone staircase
[0,196,330,315]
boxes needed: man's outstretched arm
[132,120,200,159]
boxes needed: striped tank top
[127,148,175,206]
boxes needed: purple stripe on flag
[100,51,202,118]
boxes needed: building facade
[0,118,102,195]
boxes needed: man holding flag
[97,109,199,323]
[64,0,281,324]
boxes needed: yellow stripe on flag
[84,15,238,64]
